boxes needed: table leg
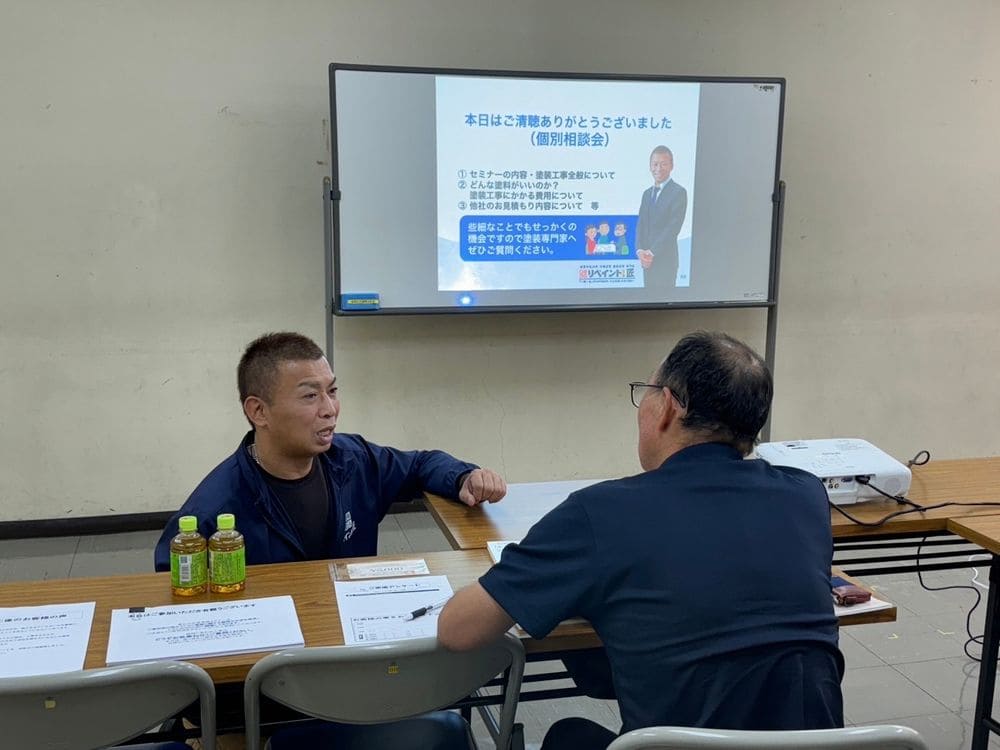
[972,554,1000,750]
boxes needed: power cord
[829,450,987,660]
[915,534,984,661]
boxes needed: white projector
[755,438,912,506]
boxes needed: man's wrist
[455,470,472,496]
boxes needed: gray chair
[244,633,525,750]
[0,659,216,750]
[606,724,929,750]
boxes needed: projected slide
[436,77,700,293]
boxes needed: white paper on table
[345,559,430,579]
[334,575,454,645]
[504,479,605,505]
[487,540,519,564]
[833,594,894,618]
[105,595,304,666]
[0,601,95,677]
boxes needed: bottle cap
[178,515,198,533]
[217,513,236,531]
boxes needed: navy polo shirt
[480,442,843,733]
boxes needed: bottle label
[210,548,246,585]
[171,551,207,587]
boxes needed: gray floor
[1,514,997,750]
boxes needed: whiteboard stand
[760,179,786,443]
[323,176,335,369]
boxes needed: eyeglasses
[629,382,662,408]
[628,382,686,409]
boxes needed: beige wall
[1,1,997,522]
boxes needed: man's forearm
[438,582,515,651]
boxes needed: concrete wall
[1,1,997,522]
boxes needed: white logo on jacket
[343,511,357,541]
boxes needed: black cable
[833,468,1000,528]
[825,449,939,523]
[914,534,984,662]
[854,475,922,508]
[831,451,988,659]
[831,499,1000,527]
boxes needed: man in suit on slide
[636,145,688,292]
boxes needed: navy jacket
[154,431,476,571]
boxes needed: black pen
[404,598,450,621]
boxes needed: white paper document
[105,595,304,665]
[335,575,454,645]
[833,593,894,619]
[0,601,95,677]
[345,558,430,579]
[487,540,519,564]
[505,478,605,505]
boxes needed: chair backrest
[607,725,929,750]
[0,660,216,750]
[244,633,525,750]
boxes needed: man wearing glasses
[440,331,843,749]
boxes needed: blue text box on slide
[460,215,638,261]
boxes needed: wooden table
[0,552,890,686]
[944,516,1000,750]
[0,550,600,684]
[831,457,1000,538]
[426,457,1000,547]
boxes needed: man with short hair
[154,332,505,570]
[439,332,843,749]
[636,145,688,289]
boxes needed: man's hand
[458,468,507,506]
[637,248,655,269]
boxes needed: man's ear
[243,396,268,429]
[657,388,681,433]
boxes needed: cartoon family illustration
[584,220,630,256]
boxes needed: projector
[755,438,912,506]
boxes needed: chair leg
[510,722,525,750]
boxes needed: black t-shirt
[258,459,332,560]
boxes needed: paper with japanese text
[0,601,95,677]
[334,575,453,645]
[345,558,430,579]
[105,595,303,665]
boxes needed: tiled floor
[1,514,996,749]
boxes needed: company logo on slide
[578,264,636,284]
